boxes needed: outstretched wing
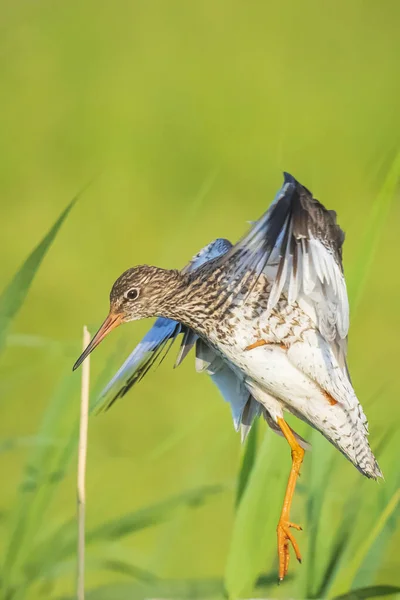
[94,238,232,412]
[93,318,182,412]
[219,172,349,366]
[180,238,233,275]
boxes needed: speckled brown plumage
[74,172,382,583]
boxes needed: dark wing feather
[218,172,349,364]
[92,318,182,413]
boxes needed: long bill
[73,312,123,371]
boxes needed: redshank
[74,173,382,581]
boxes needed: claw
[277,519,303,580]
[288,521,302,531]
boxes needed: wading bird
[74,173,382,581]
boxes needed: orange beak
[72,312,123,371]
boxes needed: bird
[73,172,382,581]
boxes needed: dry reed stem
[77,326,91,600]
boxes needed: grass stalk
[77,326,91,600]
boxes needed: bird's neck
[154,267,223,333]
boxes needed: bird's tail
[287,334,383,480]
[291,399,383,480]
[335,401,383,480]
[330,425,382,480]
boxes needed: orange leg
[276,417,305,581]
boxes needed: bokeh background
[1,1,400,599]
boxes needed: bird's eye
[125,288,139,301]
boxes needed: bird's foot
[277,518,302,582]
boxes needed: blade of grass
[315,156,400,597]
[320,429,399,599]
[58,569,283,600]
[332,585,400,600]
[303,429,337,598]
[0,197,77,351]
[338,488,400,594]
[313,478,367,599]
[77,326,91,600]
[87,484,224,543]
[348,149,400,309]
[0,435,58,454]
[27,484,224,576]
[26,556,160,588]
[350,431,400,589]
[20,555,161,600]
[93,559,159,583]
[59,578,226,600]
[224,430,290,598]
[2,372,80,598]
[352,500,399,591]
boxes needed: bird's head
[73,265,181,370]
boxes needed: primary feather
[218,172,349,368]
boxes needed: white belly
[206,322,337,434]
[222,341,323,409]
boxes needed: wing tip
[283,171,296,185]
[282,172,346,253]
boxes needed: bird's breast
[202,299,319,404]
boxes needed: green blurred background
[1,1,400,598]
